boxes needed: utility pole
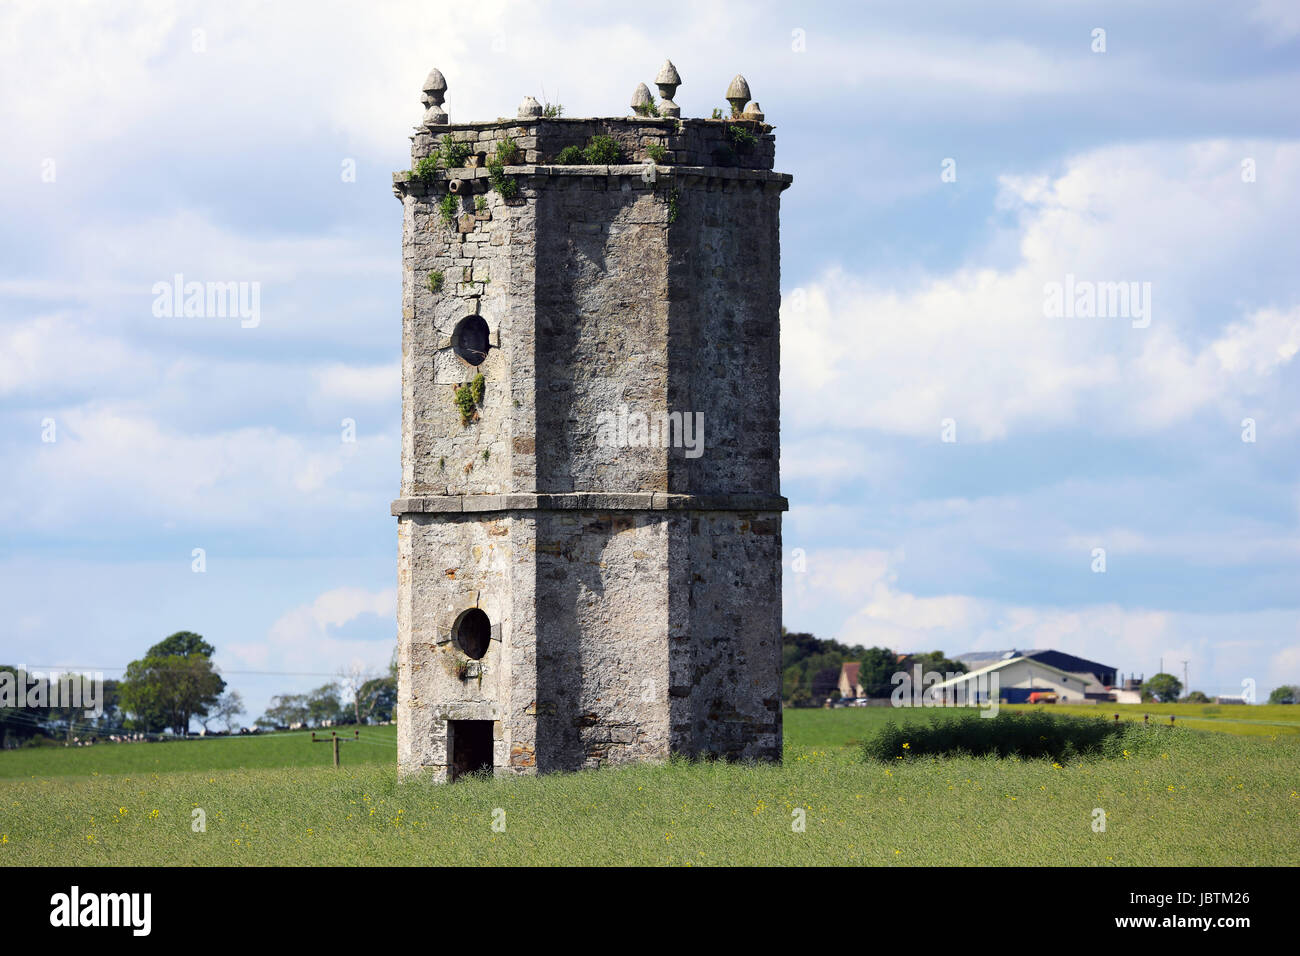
[1181,660,1189,692]
[311,729,359,767]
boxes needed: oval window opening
[452,315,490,366]
[453,607,491,659]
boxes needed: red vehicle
[1027,691,1058,704]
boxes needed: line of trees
[0,671,125,746]
[1139,675,1299,704]
[2,631,240,747]
[117,631,237,735]
[114,632,400,735]
[255,657,397,730]
[3,630,401,748]
[782,629,967,707]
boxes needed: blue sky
[2,0,1297,722]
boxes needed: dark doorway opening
[449,720,493,781]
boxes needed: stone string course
[395,68,790,782]
[392,492,789,514]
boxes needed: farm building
[838,662,863,700]
[957,649,1116,692]
[932,655,1095,704]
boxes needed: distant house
[933,655,1096,704]
[957,649,1117,690]
[838,662,863,700]
[1214,696,1248,705]
[954,648,1142,700]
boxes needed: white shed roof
[931,655,1085,690]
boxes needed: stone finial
[631,82,653,115]
[743,101,765,122]
[422,67,448,126]
[655,60,681,95]
[725,74,751,117]
[655,59,682,117]
[518,95,543,119]
[423,68,448,104]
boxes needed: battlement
[400,61,777,183]
[405,116,777,175]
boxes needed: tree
[1141,673,1183,703]
[780,631,970,707]
[810,667,841,702]
[119,632,226,735]
[900,650,968,678]
[0,665,38,746]
[339,662,379,726]
[782,631,871,705]
[857,646,903,698]
[1182,690,1211,703]
[95,679,124,733]
[306,683,344,727]
[201,691,245,733]
[260,694,309,729]
[1268,685,1298,705]
[357,676,397,723]
[45,672,97,743]
[147,631,217,660]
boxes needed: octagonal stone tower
[393,65,791,781]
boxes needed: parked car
[1027,691,1058,704]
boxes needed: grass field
[0,728,398,779]
[1001,702,1300,736]
[2,707,1297,866]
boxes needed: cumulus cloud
[314,362,399,404]
[1251,0,1300,41]
[226,586,396,674]
[2,402,395,531]
[0,313,158,397]
[782,141,1300,443]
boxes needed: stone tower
[392,63,791,781]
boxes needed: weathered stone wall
[667,175,783,495]
[400,178,529,496]
[395,90,790,782]
[533,178,670,493]
[396,506,783,779]
[532,511,671,771]
[669,511,783,760]
[412,117,775,170]
[396,513,515,777]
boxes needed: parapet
[399,60,780,186]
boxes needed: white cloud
[2,403,394,530]
[2,0,1205,181]
[782,141,1300,444]
[226,586,395,674]
[1251,0,1300,41]
[1269,641,1300,687]
[0,313,158,396]
[315,362,399,404]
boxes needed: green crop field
[0,728,398,780]
[1002,702,1300,736]
[2,708,1297,866]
